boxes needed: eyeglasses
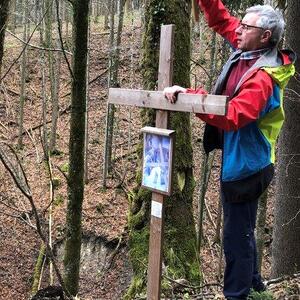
[239,22,264,31]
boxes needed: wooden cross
[108,24,228,300]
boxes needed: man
[164,0,296,299]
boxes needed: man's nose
[235,25,242,34]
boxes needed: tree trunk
[39,1,49,159]
[65,1,70,47]
[9,0,17,33]
[126,1,199,297]
[271,0,300,278]
[104,0,110,29]
[94,0,101,23]
[0,0,11,78]
[256,190,268,273]
[102,0,125,186]
[125,0,132,14]
[45,0,60,153]
[17,0,28,148]
[84,18,90,183]
[50,0,62,154]
[103,0,116,184]
[63,0,90,296]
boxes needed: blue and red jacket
[188,0,296,190]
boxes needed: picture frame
[141,126,175,196]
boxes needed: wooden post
[146,24,174,300]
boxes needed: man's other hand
[163,85,187,104]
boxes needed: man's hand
[163,85,187,104]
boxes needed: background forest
[0,0,299,299]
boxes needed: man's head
[235,5,285,51]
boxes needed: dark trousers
[222,194,263,299]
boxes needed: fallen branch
[265,273,300,286]
[105,231,127,271]
[0,85,34,101]
[163,272,223,291]
[204,199,216,230]
[12,104,71,139]
[113,145,138,162]
[61,68,108,99]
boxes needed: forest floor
[0,13,300,300]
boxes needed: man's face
[235,13,266,51]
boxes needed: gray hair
[246,5,285,46]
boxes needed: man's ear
[261,30,272,44]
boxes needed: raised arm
[197,0,240,48]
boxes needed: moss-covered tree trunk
[126,0,199,297]
[0,0,11,78]
[63,0,89,296]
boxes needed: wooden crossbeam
[108,88,228,116]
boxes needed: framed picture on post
[141,126,175,196]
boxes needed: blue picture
[142,130,173,194]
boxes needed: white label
[151,201,162,218]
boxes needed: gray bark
[17,0,28,148]
[271,0,300,278]
[63,0,90,296]
[0,0,11,77]
[102,0,125,186]
[256,190,268,273]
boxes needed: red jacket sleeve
[189,70,274,131]
[197,0,240,48]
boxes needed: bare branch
[6,29,73,55]
[0,0,55,83]
[63,0,74,6]
[56,165,70,186]
[0,142,69,296]
[0,143,32,198]
[55,0,74,80]
[0,210,36,229]
[282,209,300,227]
[190,58,211,78]
[286,88,300,99]
[0,197,25,214]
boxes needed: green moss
[98,186,107,193]
[31,244,46,295]
[91,138,100,144]
[96,203,105,213]
[50,148,63,156]
[248,289,274,300]
[54,194,64,206]
[128,187,151,230]
[164,247,186,278]
[125,227,149,299]
[164,223,201,282]
[128,206,147,229]
[60,162,69,173]
[128,226,149,271]
[130,187,151,216]
[185,260,202,283]
[123,276,146,300]
[52,177,61,189]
